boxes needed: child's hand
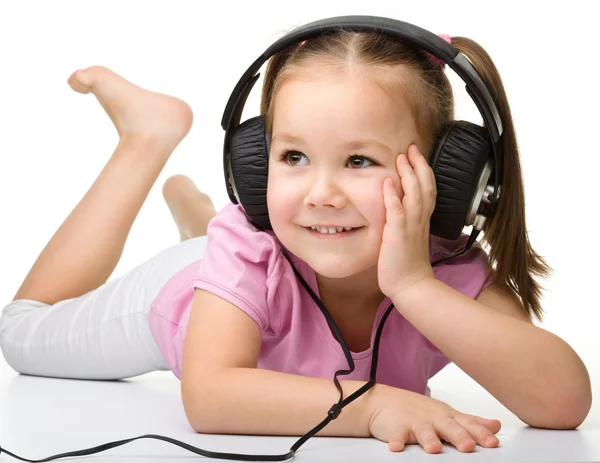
[368,385,502,453]
[377,144,436,300]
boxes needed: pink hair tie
[431,33,452,67]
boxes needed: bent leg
[13,66,193,305]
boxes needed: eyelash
[278,150,379,168]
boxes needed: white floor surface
[1,355,599,463]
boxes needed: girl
[0,23,592,456]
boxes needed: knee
[0,300,47,369]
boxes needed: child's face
[267,67,425,280]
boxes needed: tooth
[310,226,355,234]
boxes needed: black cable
[0,231,481,462]
[430,227,481,267]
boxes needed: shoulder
[208,202,270,236]
[194,203,286,332]
[430,234,531,323]
[476,281,532,323]
[206,202,282,258]
[200,202,288,281]
[430,233,489,264]
[429,233,493,299]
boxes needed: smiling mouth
[304,225,364,236]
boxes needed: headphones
[0,15,506,463]
[222,15,503,241]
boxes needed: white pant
[0,236,207,380]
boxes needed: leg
[0,233,208,380]
[13,66,193,305]
[162,174,217,242]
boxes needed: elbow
[558,388,593,429]
[183,401,209,434]
[181,376,221,434]
[523,384,593,430]
[183,392,221,434]
[523,342,593,430]
[182,387,206,433]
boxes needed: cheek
[356,183,387,229]
[266,175,292,227]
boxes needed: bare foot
[67,65,193,153]
[163,174,217,241]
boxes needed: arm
[191,368,376,437]
[181,288,376,437]
[391,279,592,429]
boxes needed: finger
[435,417,476,453]
[387,425,411,452]
[454,414,500,448]
[464,414,502,434]
[397,176,405,202]
[408,145,437,217]
[383,177,406,230]
[396,152,422,225]
[413,423,443,454]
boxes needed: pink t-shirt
[148,202,494,396]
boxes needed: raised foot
[67,65,193,153]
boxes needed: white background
[0,0,598,418]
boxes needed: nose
[303,173,347,209]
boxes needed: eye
[280,150,308,166]
[347,155,375,169]
[279,151,378,168]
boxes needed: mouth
[303,225,364,238]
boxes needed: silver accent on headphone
[482,183,499,205]
[472,213,487,231]
[466,160,501,229]
[227,156,240,203]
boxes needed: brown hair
[259,27,552,322]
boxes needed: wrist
[364,383,396,427]
[390,274,437,306]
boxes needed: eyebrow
[271,132,394,154]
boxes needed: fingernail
[400,154,409,164]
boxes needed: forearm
[187,367,378,437]
[393,279,592,428]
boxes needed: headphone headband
[221,15,503,141]
[221,15,503,211]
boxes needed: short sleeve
[482,268,496,292]
[431,233,495,299]
[193,203,279,332]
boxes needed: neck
[315,266,386,315]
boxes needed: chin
[309,262,358,279]
[296,249,373,278]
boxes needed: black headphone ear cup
[429,121,490,240]
[229,114,272,230]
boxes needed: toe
[67,66,116,94]
[67,69,93,94]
